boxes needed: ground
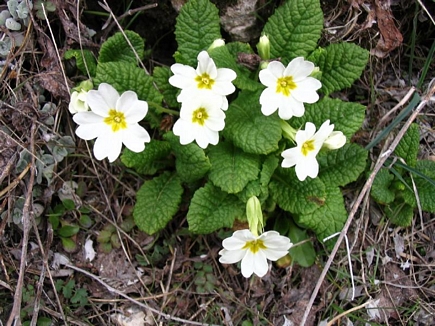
[0,0,435,325]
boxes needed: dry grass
[0,0,434,325]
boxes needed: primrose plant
[68,0,369,275]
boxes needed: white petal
[296,157,319,181]
[259,68,278,88]
[284,57,314,81]
[98,83,119,108]
[216,68,237,82]
[75,123,106,140]
[260,88,280,116]
[219,248,247,264]
[173,119,195,145]
[73,111,104,125]
[315,120,335,141]
[197,51,217,78]
[242,250,268,278]
[86,90,111,117]
[93,130,123,162]
[265,61,285,79]
[281,147,300,168]
[278,96,305,120]
[292,78,321,103]
[122,124,150,152]
[295,122,316,144]
[324,131,346,149]
[212,80,236,96]
[117,91,148,123]
[169,64,197,89]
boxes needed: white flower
[69,90,89,114]
[281,120,335,181]
[169,50,237,110]
[323,131,346,150]
[259,57,322,120]
[73,83,150,162]
[219,230,292,278]
[173,95,225,149]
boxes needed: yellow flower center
[195,73,215,90]
[243,239,267,254]
[104,109,127,132]
[301,140,315,156]
[192,107,209,126]
[276,76,297,97]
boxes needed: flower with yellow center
[173,95,225,149]
[259,57,322,120]
[169,50,237,110]
[281,120,337,181]
[73,83,150,162]
[219,230,292,278]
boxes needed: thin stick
[326,300,374,326]
[6,122,37,326]
[299,86,434,326]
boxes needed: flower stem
[148,101,180,116]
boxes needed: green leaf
[174,0,221,66]
[208,141,260,193]
[36,317,52,326]
[209,45,262,91]
[263,0,323,63]
[309,43,369,96]
[296,185,347,243]
[70,288,88,306]
[260,156,279,187]
[269,167,326,215]
[62,280,75,299]
[94,62,163,104]
[133,172,183,234]
[371,168,395,204]
[61,237,77,252]
[79,215,93,229]
[57,225,80,238]
[98,30,144,64]
[187,183,244,234]
[64,49,97,77]
[394,123,419,167]
[318,143,368,187]
[287,220,316,267]
[62,199,75,211]
[385,201,414,227]
[236,180,262,203]
[223,91,282,154]
[290,97,366,139]
[402,160,435,213]
[164,132,211,183]
[121,140,172,175]
[153,66,179,108]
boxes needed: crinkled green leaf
[296,185,347,243]
[402,160,435,213]
[269,167,326,215]
[309,43,369,96]
[187,183,244,234]
[133,172,183,234]
[395,123,419,167]
[121,140,172,175]
[208,141,260,194]
[153,66,179,108]
[223,90,282,155]
[287,220,316,267]
[64,49,97,77]
[371,168,395,204]
[385,201,414,227]
[174,0,221,65]
[263,0,323,63]
[164,132,211,183]
[99,30,144,64]
[236,180,262,203]
[318,143,367,187]
[290,97,366,139]
[260,156,279,187]
[209,45,261,91]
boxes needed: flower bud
[280,120,297,141]
[208,38,225,51]
[69,90,89,114]
[257,34,270,60]
[323,131,346,150]
[246,196,263,237]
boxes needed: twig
[6,122,37,326]
[299,86,434,326]
[63,263,221,326]
[326,299,374,326]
